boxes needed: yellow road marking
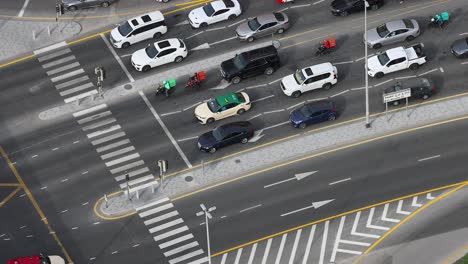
[0,146,73,263]
[0,183,22,187]
[0,187,22,207]
[441,245,468,264]
[93,189,137,220]
[0,54,36,69]
[353,182,468,264]
[175,0,212,6]
[211,181,468,257]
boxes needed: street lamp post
[364,0,371,128]
[196,204,216,264]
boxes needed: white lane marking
[439,67,444,73]
[61,178,69,182]
[240,204,262,213]
[247,243,257,264]
[396,200,411,215]
[286,101,305,110]
[247,113,262,120]
[374,79,394,87]
[336,248,362,255]
[412,196,422,207]
[56,76,89,90]
[154,226,189,242]
[42,55,76,69]
[206,26,226,32]
[46,62,81,76]
[140,91,192,168]
[72,227,79,230]
[268,77,283,85]
[149,218,184,233]
[234,248,243,264]
[394,75,417,80]
[264,121,289,130]
[34,41,67,55]
[97,139,130,153]
[73,104,107,117]
[160,234,194,249]
[82,202,89,206]
[252,94,275,103]
[319,221,329,264]
[277,7,289,12]
[185,32,204,40]
[350,86,373,91]
[313,0,325,4]
[32,154,38,158]
[93,222,100,225]
[164,241,199,257]
[60,82,95,96]
[288,229,302,264]
[89,257,96,261]
[333,60,354,65]
[330,216,345,262]
[460,32,468,36]
[10,161,17,165]
[355,54,374,61]
[101,34,135,83]
[291,3,311,8]
[261,238,273,264]
[183,101,201,111]
[86,125,121,138]
[161,110,182,117]
[139,203,174,218]
[329,177,351,185]
[228,19,246,27]
[38,48,72,63]
[220,253,228,264]
[19,225,27,229]
[20,193,26,197]
[263,109,284,115]
[26,235,33,238]
[245,83,267,89]
[462,61,468,65]
[168,249,203,264]
[177,136,198,142]
[61,209,68,213]
[188,256,208,264]
[50,69,84,83]
[0,234,5,238]
[210,36,237,45]
[174,20,190,26]
[136,196,169,211]
[144,211,179,226]
[381,203,400,223]
[281,204,315,217]
[340,239,370,246]
[418,68,438,76]
[427,193,435,200]
[275,233,288,264]
[352,211,380,238]
[366,208,390,230]
[73,140,80,144]
[82,117,116,131]
[111,251,118,255]
[418,155,440,162]
[301,225,316,264]
[40,186,47,190]
[133,244,140,247]
[220,215,227,219]
[331,89,349,97]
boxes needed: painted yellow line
[0,54,36,69]
[353,182,468,264]
[211,181,467,257]
[441,245,468,264]
[0,146,73,263]
[175,0,212,6]
[0,187,22,207]
[93,189,137,220]
[0,183,22,187]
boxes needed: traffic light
[94,66,105,82]
[56,3,59,14]
[60,4,65,15]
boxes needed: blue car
[290,99,337,129]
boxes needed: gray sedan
[451,38,468,58]
[62,0,116,11]
[236,12,289,42]
[365,19,420,49]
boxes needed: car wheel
[68,5,77,11]
[375,72,384,78]
[206,118,215,124]
[247,36,254,42]
[373,43,382,49]
[322,83,332,90]
[405,35,415,42]
[277,28,285,34]
[370,4,379,10]
[121,42,130,49]
[392,100,400,106]
[299,122,307,129]
[200,22,208,28]
[241,137,248,144]
[209,147,216,153]
[228,14,236,20]
[422,94,429,100]
[340,11,348,17]
[231,76,241,84]
[174,56,184,63]
[101,1,110,7]
[142,65,151,72]
[237,108,246,115]
[409,63,419,70]
[291,91,301,98]
[264,67,274,76]
[328,115,336,121]
[153,32,162,39]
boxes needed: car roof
[385,20,407,31]
[211,0,228,10]
[128,11,164,29]
[215,93,244,107]
[155,38,178,50]
[242,45,278,60]
[385,46,405,60]
[257,13,278,24]
[303,62,334,77]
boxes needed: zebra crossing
[136,197,208,264]
[213,190,445,264]
[34,42,98,103]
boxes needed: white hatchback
[280,62,338,98]
[188,0,241,28]
[131,38,188,72]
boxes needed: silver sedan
[365,19,420,49]
[236,12,289,42]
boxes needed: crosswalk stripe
[288,229,302,264]
[91,132,126,146]
[110,160,144,174]
[115,167,149,181]
[119,175,153,188]
[261,238,272,264]
[100,146,135,160]
[86,125,121,139]
[340,239,371,246]
[336,248,362,255]
[366,208,390,231]
[46,62,80,76]
[396,200,411,215]
[139,203,174,218]
[64,89,98,103]
[55,76,89,90]
[37,47,71,62]
[78,110,112,124]
[51,69,84,83]
[330,217,345,263]
[351,211,380,238]
[381,203,400,223]
[73,104,107,118]
[136,197,170,211]
[168,249,203,264]
[144,211,179,226]
[234,248,243,264]
[220,253,228,264]
[59,82,94,96]
[275,234,287,264]
[149,218,184,233]
[319,220,329,264]
[187,257,208,264]
[154,226,189,242]
[42,55,76,68]
[247,243,257,264]
[426,193,435,200]
[105,153,140,167]
[164,241,199,257]
[160,234,194,249]
[97,139,130,153]
[301,225,316,264]
[83,117,117,131]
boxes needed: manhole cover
[235,159,241,164]
[124,84,133,90]
[185,176,193,182]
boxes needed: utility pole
[196,204,216,264]
[364,0,371,128]
[157,160,168,188]
[55,3,64,22]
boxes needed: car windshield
[377,53,390,65]
[145,45,158,58]
[212,126,226,141]
[293,70,306,84]
[376,24,390,37]
[300,106,312,117]
[117,21,132,36]
[203,4,215,16]
[403,19,414,29]
[248,18,261,31]
[207,99,220,113]
[233,54,248,69]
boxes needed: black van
[220,45,280,84]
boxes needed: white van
[110,11,167,49]
[280,62,338,98]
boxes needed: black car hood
[221,59,240,76]
[452,38,468,54]
[331,0,349,10]
[198,131,217,148]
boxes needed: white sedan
[188,0,241,28]
[131,38,188,72]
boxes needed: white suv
[131,38,188,72]
[280,62,338,98]
[188,0,241,28]
[110,11,167,49]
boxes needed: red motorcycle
[276,0,294,3]
[185,71,206,89]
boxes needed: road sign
[383,88,411,103]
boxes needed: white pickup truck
[367,43,426,78]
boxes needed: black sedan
[451,37,468,59]
[331,0,384,17]
[198,121,254,153]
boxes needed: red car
[7,254,65,264]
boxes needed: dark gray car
[62,0,115,11]
[451,38,468,58]
[366,19,420,49]
[236,12,289,42]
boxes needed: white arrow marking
[191,43,210,51]
[248,129,265,143]
[281,199,333,216]
[174,20,190,26]
[264,171,317,188]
